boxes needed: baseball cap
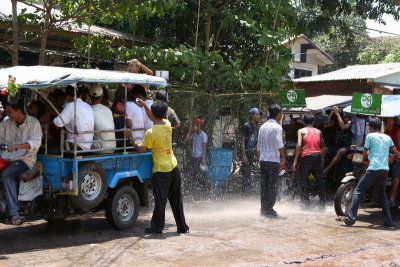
[89,85,103,97]
[193,118,203,125]
[249,107,259,115]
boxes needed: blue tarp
[0,66,167,89]
[344,95,400,117]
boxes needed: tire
[71,162,107,210]
[105,185,140,230]
[334,181,356,216]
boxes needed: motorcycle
[277,142,297,199]
[334,147,397,216]
[0,145,46,223]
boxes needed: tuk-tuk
[0,66,167,229]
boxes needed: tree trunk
[11,0,19,66]
[38,0,54,65]
[204,14,212,52]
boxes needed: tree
[11,0,19,66]
[357,37,399,64]
[309,16,370,72]
[9,0,167,65]
[383,43,400,62]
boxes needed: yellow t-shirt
[141,120,177,173]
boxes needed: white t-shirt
[92,104,116,153]
[53,98,94,150]
[143,99,154,129]
[126,101,145,143]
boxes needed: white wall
[374,73,400,85]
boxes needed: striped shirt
[0,115,42,169]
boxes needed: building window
[294,69,312,79]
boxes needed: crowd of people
[1,59,399,231]
[240,104,400,228]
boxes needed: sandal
[335,216,353,226]
[10,215,22,226]
[335,216,345,222]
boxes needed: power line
[366,27,400,37]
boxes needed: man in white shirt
[126,89,145,143]
[89,85,116,153]
[53,85,94,151]
[257,104,285,218]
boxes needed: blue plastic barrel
[206,147,232,188]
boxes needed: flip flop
[335,216,345,222]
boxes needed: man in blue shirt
[337,117,400,227]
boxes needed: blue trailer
[0,66,167,229]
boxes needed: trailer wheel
[71,162,107,210]
[106,185,139,230]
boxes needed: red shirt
[301,127,321,157]
[386,126,400,149]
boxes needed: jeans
[345,169,392,226]
[241,151,255,195]
[150,167,189,233]
[260,161,279,214]
[299,154,326,202]
[1,160,29,216]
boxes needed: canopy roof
[283,95,352,113]
[0,66,167,89]
[344,95,400,117]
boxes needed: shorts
[390,160,400,178]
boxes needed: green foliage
[73,0,297,93]
[382,42,400,63]
[311,16,370,72]
[357,38,399,64]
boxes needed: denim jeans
[345,169,392,226]
[260,161,279,214]
[1,160,29,216]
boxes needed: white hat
[89,85,103,97]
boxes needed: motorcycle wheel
[334,181,356,216]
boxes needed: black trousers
[150,167,189,233]
[299,154,326,202]
[260,161,279,214]
[241,151,255,195]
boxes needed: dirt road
[0,197,399,266]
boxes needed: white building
[282,34,334,79]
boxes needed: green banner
[279,89,306,108]
[351,92,382,115]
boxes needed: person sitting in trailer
[53,84,94,152]
[111,85,127,148]
[0,99,42,225]
[125,89,145,144]
[89,85,116,154]
[134,84,153,130]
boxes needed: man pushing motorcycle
[336,117,400,228]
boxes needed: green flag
[279,89,306,108]
[351,93,382,115]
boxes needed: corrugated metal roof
[294,63,400,83]
[0,1,146,43]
